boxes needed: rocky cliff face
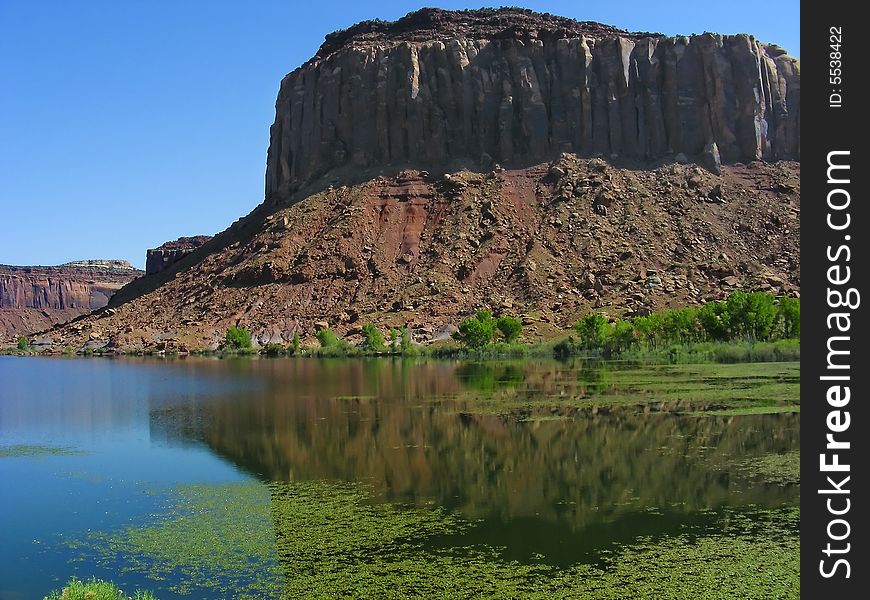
[146,236,212,275]
[0,261,141,338]
[265,8,799,200]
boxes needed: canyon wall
[0,260,141,338]
[265,8,799,200]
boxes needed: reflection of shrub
[225,326,252,350]
[577,363,611,394]
[456,362,525,392]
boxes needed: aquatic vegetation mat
[690,405,800,416]
[0,444,84,458]
[68,480,799,599]
[434,361,800,417]
[737,451,800,486]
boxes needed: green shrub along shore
[219,291,800,363]
[555,290,799,362]
[8,291,798,364]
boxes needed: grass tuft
[44,577,156,600]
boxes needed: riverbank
[4,291,799,364]
[3,337,800,365]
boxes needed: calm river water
[0,356,799,599]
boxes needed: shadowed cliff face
[265,8,799,200]
[145,236,212,275]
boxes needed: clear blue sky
[0,1,799,268]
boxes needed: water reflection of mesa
[148,360,799,529]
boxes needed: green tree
[224,326,252,350]
[361,323,386,353]
[631,316,653,348]
[389,328,400,352]
[291,333,302,355]
[574,313,611,350]
[724,291,751,339]
[725,291,778,340]
[16,336,29,351]
[608,319,636,353]
[452,310,497,349]
[400,327,414,354]
[778,296,800,338]
[316,328,340,348]
[745,292,778,340]
[496,316,522,343]
[698,301,729,341]
[661,307,700,344]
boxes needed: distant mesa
[0,260,143,338]
[146,236,212,275]
[60,259,139,270]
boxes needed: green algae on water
[0,444,84,458]
[82,482,282,598]
[70,479,798,599]
[76,480,469,598]
[440,361,800,417]
[689,405,801,417]
[737,451,800,486]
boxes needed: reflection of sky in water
[0,356,259,446]
[0,357,255,600]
